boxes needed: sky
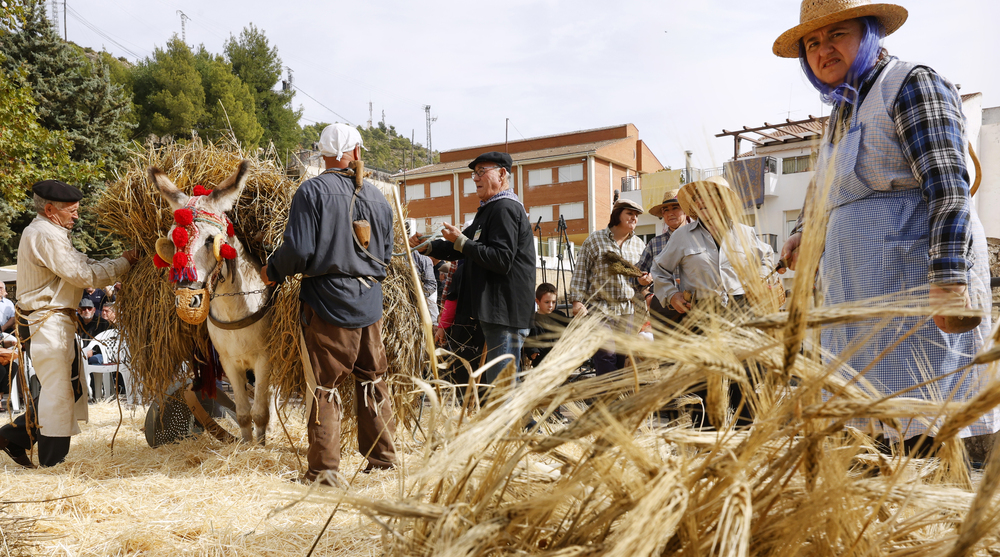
[44,0,999,171]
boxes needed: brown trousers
[301,305,396,478]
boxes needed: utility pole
[411,130,415,169]
[367,101,373,129]
[62,0,66,40]
[505,118,509,153]
[176,10,189,44]
[49,1,59,35]
[381,110,386,128]
[423,105,436,165]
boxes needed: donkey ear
[208,160,251,212]
[149,167,188,210]
[155,237,176,263]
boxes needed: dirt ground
[0,401,406,556]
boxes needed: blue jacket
[267,171,394,328]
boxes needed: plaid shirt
[570,228,646,316]
[828,57,973,285]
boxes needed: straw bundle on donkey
[95,138,427,445]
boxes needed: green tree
[224,25,300,158]
[0,0,133,167]
[298,121,439,174]
[132,36,206,140]
[0,57,103,263]
[194,47,263,147]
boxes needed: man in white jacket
[0,180,136,467]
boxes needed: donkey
[149,161,273,444]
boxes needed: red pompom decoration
[193,185,212,196]
[226,221,235,237]
[174,208,194,226]
[171,227,189,248]
[172,252,189,268]
[152,253,169,268]
[219,244,237,260]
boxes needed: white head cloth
[318,123,366,161]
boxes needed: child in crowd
[524,283,568,367]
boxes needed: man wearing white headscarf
[261,123,397,484]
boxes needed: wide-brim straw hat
[648,189,681,218]
[773,0,908,58]
[677,176,742,219]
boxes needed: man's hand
[777,233,801,273]
[441,222,462,243]
[571,301,587,317]
[637,272,652,286]
[669,292,691,314]
[930,283,981,334]
[260,265,276,287]
[122,249,139,265]
[85,349,94,359]
[408,233,423,249]
[433,326,446,346]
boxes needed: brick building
[397,124,665,248]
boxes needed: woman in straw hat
[775,0,995,450]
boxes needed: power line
[288,83,354,126]
[65,5,146,59]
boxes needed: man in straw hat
[0,180,137,468]
[262,123,397,482]
[414,151,535,392]
[774,0,996,453]
[651,176,774,428]
[570,198,650,376]
[637,189,691,323]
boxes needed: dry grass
[0,401,413,555]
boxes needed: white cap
[318,123,365,161]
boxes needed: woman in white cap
[775,0,995,453]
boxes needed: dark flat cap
[32,180,83,202]
[468,152,513,172]
[78,298,95,309]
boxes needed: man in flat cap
[570,198,650,375]
[262,123,397,484]
[412,151,535,394]
[0,180,137,467]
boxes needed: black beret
[32,180,83,202]
[468,151,513,172]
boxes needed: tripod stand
[534,216,547,285]
[553,215,575,308]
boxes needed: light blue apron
[817,59,995,440]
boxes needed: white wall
[977,106,1000,239]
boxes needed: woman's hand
[778,233,801,273]
[930,284,981,334]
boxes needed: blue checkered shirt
[826,57,973,285]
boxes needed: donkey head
[149,160,250,324]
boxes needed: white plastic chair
[82,329,136,404]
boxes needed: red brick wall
[637,140,664,173]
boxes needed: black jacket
[427,198,535,329]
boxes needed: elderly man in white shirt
[0,180,136,468]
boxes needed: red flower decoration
[226,221,235,237]
[171,227,189,248]
[174,208,194,226]
[172,252,189,268]
[193,185,212,196]
[219,244,237,260]
[152,253,169,268]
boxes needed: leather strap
[208,286,275,330]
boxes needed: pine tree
[132,36,206,140]
[0,0,133,167]
[0,57,103,263]
[224,25,301,159]
[194,47,264,147]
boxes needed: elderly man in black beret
[412,152,535,394]
[0,180,137,468]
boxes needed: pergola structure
[716,115,828,160]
